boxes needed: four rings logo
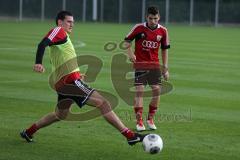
[142,40,158,49]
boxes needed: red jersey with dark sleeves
[125,22,170,69]
[45,27,81,88]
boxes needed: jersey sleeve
[124,24,142,41]
[35,27,67,64]
[161,28,170,49]
[35,38,51,64]
[45,27,67,43]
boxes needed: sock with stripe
[121,128,135,139]
[148,105,158,120]
[134,107,143,123]
[26,123,38,136]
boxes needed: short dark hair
[147,6,159,15]
[55,11,73,25]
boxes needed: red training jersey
[125,22,170,69]
[45,27,67,43]
[44,27,81,89]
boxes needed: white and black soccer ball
[142,134,163,154]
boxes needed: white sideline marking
[0,47,33,51]
[0,40,86,51]
[0,80,29,84]
[74,41,86,48]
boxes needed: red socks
[134,107,143,123]
[26,124,38,136]
[134,105,158,121]
[148,105,158,120]
[121,128,135,139]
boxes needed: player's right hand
[129,54,136,63]
[80,74,86,81]
[163,71,169,81]
[33,64,45,73]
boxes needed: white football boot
[136,119,146,131]
[146,119,157,130]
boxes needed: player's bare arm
[124,41,136,63]
[161,49,169,81]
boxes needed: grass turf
[0,21,240,160]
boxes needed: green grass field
[0,21,240,160]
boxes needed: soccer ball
[142,134,163,154]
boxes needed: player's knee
[136,86,144,94]
[136,85,144,91]
[152,86,160,95]
[136,90,144,97]
[153,86,160,91]
[55,110,68,120]
[98,99,112,111]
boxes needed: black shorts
[57,79,95,108]
[134,69,161,86]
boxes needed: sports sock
[148,105,158,120]
[134,107,143,123]
[121,128,135,139]
[26,123,38,136]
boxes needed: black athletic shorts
[134,69,161,86]
[57,79,95,108]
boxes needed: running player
[20,11,145,145]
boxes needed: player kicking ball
[20,11,145,145]
[124,6,170,131]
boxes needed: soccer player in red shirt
[124,6,170,131]
[20,11,146,145]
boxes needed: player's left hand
[80,74,86,81]
[163,71,169,81]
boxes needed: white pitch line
[0,41,86,51]
[0,47,33,50]
[0,80,29,84]
[74,41,86,48]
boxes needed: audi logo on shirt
[142,40,159,49]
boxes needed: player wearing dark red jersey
[124,6,170,131]
[20,11,146,145]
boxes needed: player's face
[146,14,160,28]
[60,16,74,33]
